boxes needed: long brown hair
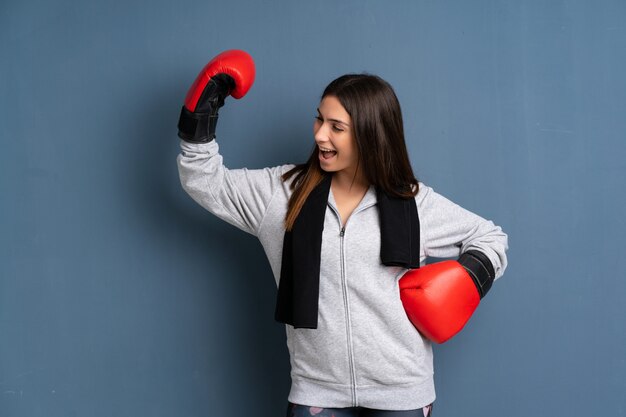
[282,74,419,231]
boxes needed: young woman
[177,50,508,417]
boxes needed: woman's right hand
[177,49,255,143]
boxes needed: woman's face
[313,95,359,176]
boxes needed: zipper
[328,196,376,407]
[339,224,358,406]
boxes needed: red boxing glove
[399,250,495,344]
[178,49,255,143]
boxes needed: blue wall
[1,1,625,416]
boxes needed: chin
[319,165,339,173]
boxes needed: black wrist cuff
[458,250,495,299]
[177,105,217,143]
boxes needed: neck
[331,169,369,194]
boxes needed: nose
[314,120,330,145]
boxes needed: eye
[315,116,344,132]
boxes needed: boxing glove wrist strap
[177,106,217,143]
[458,250,495,299]
[177,73,235,143]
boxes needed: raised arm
[178,140,290,236]
[176,50,290,236]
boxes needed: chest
[332,189,369,227]
[321,201,380,262]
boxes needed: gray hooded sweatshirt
[177,139,509,410]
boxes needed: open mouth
[319,147,337,160]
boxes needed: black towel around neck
[275,174,421,329]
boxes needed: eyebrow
[317,108,350,127]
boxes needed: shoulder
[413,181,434,207]
[412,181,463,213]
[248,163,299,196]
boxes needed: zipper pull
[340,227,345,237]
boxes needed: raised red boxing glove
[399,250,495,344]
[178,49,255,143]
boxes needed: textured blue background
[1,1,625,416]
